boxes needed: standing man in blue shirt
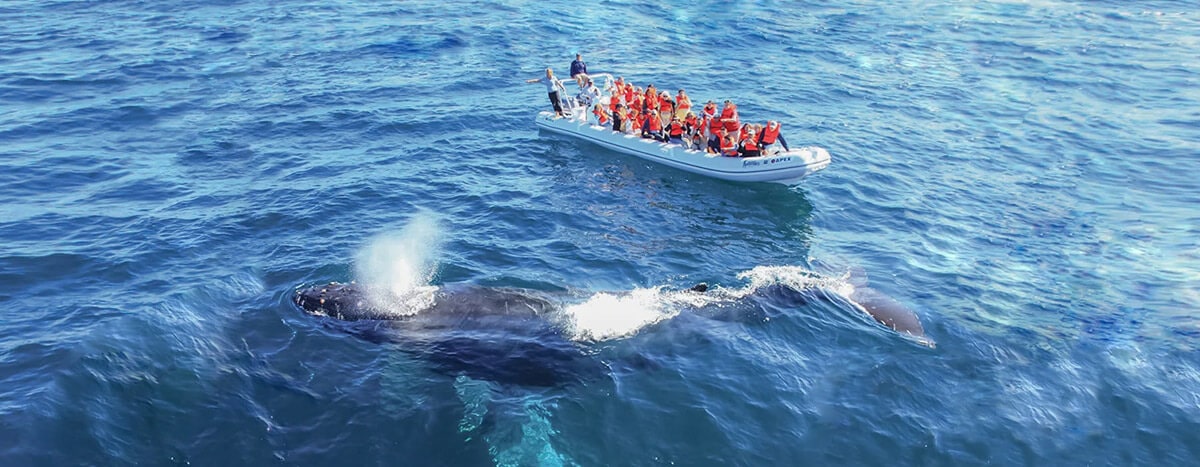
[570,53,588,87]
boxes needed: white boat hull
[535,111,830,185]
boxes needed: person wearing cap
[577,77,601,108]
[739,129,761,158]
[526,68,567,117]
[658,91,674,115]
[758,120,790,154]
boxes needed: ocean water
[2,0,1198,465]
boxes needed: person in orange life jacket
[707,112,724,146]
[658,91,674,115]
[667,115,685,145]
[683,111,699,131]
[592,104,610,126]
[758,120,790,154]
[626,108,641,134]
[720,100,740,134]
[642,110,664,140]
[643,88,659,113]
[708,127,726,154]
[526,68,566,117]
[739,129,761,158]
[701,100,717,120]
[674,89,692,120]
[720,133,740,157]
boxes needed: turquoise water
[2,1,1198,465]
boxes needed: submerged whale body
[294,281,602,387]
[291,272,932,385]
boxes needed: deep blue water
[2,0,1199,465]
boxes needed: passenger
[687,112,706,149]
[626,109,642,135]
[667,115,685,145]
[644,88,659,114]
[683,112,699,135]
[739,129,761,158]
[708,128,725,154]
[658,91,674,115]
[759,120,790,154]
[569,54,588,87]
[720,100,740,135]
[631,88,644,114]
[674,89,692,120]
[643,110,664,140]
[690,131,704,151]
[707,113,724,148]
[592,104,610,127]
[612,104,625,132]
[701,100,718,120]
[720,133,740,157]
[526,68,566,117]
[577,78,601,108]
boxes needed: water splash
[563,287,675,342]
[734,265,854,298]
[560,265,885,342]
[353,214,443,316]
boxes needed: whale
[293,273,933,370]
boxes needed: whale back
[293,282,601,386]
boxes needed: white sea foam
[734,265,854,298]
[562,265,858,342]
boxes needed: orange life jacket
[659,98,673,113]
[646,114,662,132]
[668,121,683,137]
[708,115,723,134]
[676,95,691,110]
[742,137,759,151]
[720,137,738,156]
[644,94,658,112]
[721,105,739,132]
[594,108,609,124]
[761,122,781,144]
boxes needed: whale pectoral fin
[848,286,928,340]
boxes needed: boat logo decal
[743,157,793,167]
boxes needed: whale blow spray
[354,214,443,315]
